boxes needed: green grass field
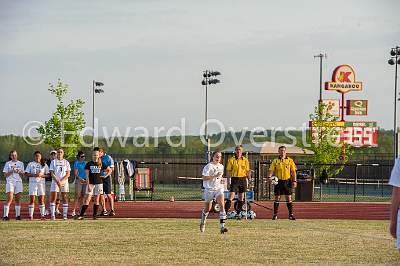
[0,219,398,265]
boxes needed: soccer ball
[227,211,237,219]
[248,210,256,219]
[270,176,278,185]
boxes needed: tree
[309,102,353,178]
[37,79,85,158]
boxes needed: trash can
[295,169,314,201]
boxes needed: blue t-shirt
[74,160,87,179]
[101,154,114,177]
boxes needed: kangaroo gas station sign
[310,64,378,147]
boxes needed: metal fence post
[353,164,359,202]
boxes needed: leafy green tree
[309,102,353,178]
[37,79,85,158]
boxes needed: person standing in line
[71,151,87,217]
[95,147,115,216]
[2,150,24,221]
[25,151,49,220]
[49,148,71,220]
[77,149,111,220]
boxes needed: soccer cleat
[289,215,296,220]
[63,217,67,221]
[77,216,84,220]
[93,216,98,220]
[200,223,205,233]
[56,209,62,216]
[109,210,115,216]
[220,227,228,234]
[70,211,76,217]
[16,216,21,221]
[40,216,46,221]
[2,216,9,221]
[101,210,108,216]
[272,215,278,220]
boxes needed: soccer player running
[25,151,50,220]
[71,151,87,217]
[77,149,111,220]
[2,150,24,221]
[95,147,115,216]
[200,151,228,234]
[49,148,71,220]
[224,145,250,218]
[268,146,297,220]
[389,158,400,251]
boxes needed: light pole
[92,80,104,148]
[314,53,327,103]
[388,46,400,160]
[201,70,221,162]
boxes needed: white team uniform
[389,158,400,249]
[49,159,71,193]
[25,162,49,196]
[3,160,24,194]
[202,162,225,202]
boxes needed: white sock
[15,205,21,217]
[50,203,56,217]
[219,211,226,229]
[28,205,34,218]
[39,205,45,217]
[63,204,68,218]
[3,205,10,217]
[201,210,209,224]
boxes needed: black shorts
[229,177,248,193]
[102,176,113,195]
[274,180,292,196]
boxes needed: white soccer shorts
[86,184,103,196]
[29,181,45,196]
[203,188,224,202]
[6,180,23,194]
[50,180,69,193]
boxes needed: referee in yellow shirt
[268,146,297,220]
[225,145,250,217]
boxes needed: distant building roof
[222,141,314,155]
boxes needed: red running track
[0,201,390,220]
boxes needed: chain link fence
[0,154,395,202]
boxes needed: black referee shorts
[229,177,248,193]
[274,179,292,196]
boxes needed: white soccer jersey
[25,161,49,183]
[389,158,400,187]
[3,160,24,182]
[202,162,224,191]
[49,159,71,181]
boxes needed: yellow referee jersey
[226,156,249,178]
[269,157,296,181]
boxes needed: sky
[0,0,399,137]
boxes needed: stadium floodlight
[388,46,400,160]
[201,70,222,162]
[92,80,105,147]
